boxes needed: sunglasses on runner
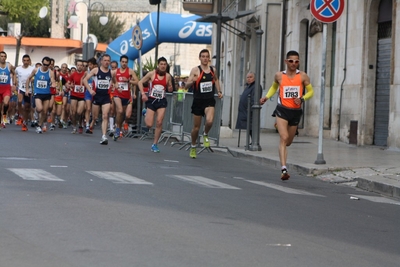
[287,59,299,64]
[42,63,50,67]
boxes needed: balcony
[182,0,214,16]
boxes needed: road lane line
[246,180,325,197]
[350,195,400,205]
[169,175,241,189]
[7,168,64,181]
[87,171,153,185]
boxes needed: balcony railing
[182,0,214,16]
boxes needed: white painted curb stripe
[350,195,400,205]
[87,171,153,185]
[7,168,64,181]
[246,180,325,197]
[169,175,241,189]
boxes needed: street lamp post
[69,0,108,60]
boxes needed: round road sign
[310,0,345,23]
[132,25,143,50]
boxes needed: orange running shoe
[22,123,28,131]
[123,123,128,131]
[16,118,23,125]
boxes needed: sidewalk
[216,130,400,199]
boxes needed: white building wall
[5,45,72,68]
[388,1,400,149]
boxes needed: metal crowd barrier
[159,92,191,145]
[134,91,232,156]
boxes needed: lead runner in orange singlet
[260,50,314,181]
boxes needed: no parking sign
[310,0,345,23]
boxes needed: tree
[88,12,125,43]
[0,0,48,27]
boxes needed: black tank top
[193,66,215,99]
[96,68,111,96]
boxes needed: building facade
[185,0,399,149]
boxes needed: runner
[185,49,223,158]
[83,54,117,145]
[59,63,70,129]
[45,58,58,132]
[26,56,57,133]
[0,51,17,128]
[138,57,173,152]
[108,60,118,136]
[260,50,314,180]
[112,55,138,141]
[15,54,34,131]
[68,60,86,134]
[83,58,97,134]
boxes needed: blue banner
[106,12,212,68]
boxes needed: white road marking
[164,160,179,163]
[86,171,153,185]
[7,168,64,181]
[266,244,292,247]
[350,195,400,205]
[246,180,325,197]
[169,175,241,189]
[50,165,68,168]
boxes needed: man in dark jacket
[235,71,262,141]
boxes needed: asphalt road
[0,123,399,267]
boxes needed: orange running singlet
[278,70,303,109]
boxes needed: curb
[215,147,400,200]
[355,177,400,199]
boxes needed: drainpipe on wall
[280,0,287,71]
[263,2,282,91]
[337,0,349,141]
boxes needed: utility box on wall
[349,120,358,145]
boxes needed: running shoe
[108,129,114,137]
[71,128,77,134]
[100,136,108,145]
[281,168,290,181]
[50,124,56,131]
[123,123,128,131]
[151,144,160,153]
[16,118,23,125]
[31,120,36,128]
[86,126,93,134]
[1,122,6,128]
[189,147,197,159]
[203,134,210,148]
[78,126,83,134]
[3,115,9,125]
[21,123,28,131]
[42,124,47,132]
[113,128,122,141]
[36,126,42,134]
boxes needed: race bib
[0,75,8,83]
[118,82,129,91]
[200,81,212,93]
[97,80,109,90]
[36,80,48,89]
[149,84,165,99]
[74,85,84,93]
[283,86,300,98]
